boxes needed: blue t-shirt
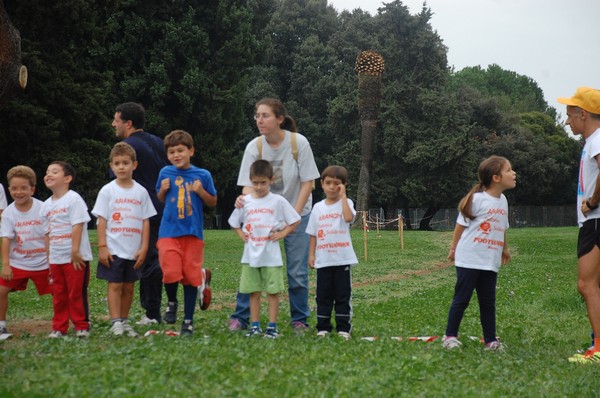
[156,165,217,240]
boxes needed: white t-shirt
[92,180,157,260]
[577,128,600,226]
[306,198,359,268]
[237,131,320,216]
[0,199,48,271]
[228,192,301,267]
[454,191,509,273]
[0,184,7,211]
[41,190,93,264]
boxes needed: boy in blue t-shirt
[156,130,217,336]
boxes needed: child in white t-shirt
[0,166,49,337]
[442,156,516,351]
[92,143,156,337]
[306,166,358,340]
[228,160,300,338]
[41,161,93,338]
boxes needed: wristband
[587,200,599,210]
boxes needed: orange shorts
[0,266,52,295]
[157,236,204,287]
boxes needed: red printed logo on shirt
[479,221,491,234]
[317,229,326,240]
[112,212,122,223]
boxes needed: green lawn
[0,227,597,397]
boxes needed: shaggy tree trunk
[0,0,27,108]
[355,52,384,216]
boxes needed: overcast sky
[328,0,600,124]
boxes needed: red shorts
[157,236,204,287]
[0,266,52,295]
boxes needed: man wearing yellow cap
[558,87,600,363]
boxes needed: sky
[327,0,600,124]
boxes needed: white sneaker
[442,336,462,349]
[122,322,139,338]
[136,315,159,326]
[338,331,351,341]
[75,329,90,338]
[48,330,65,339]
[110,321,125,336]
[317,330,330,338]
[484,340,505,351]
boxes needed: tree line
[0,0,580,229]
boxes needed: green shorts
[239,265,284,294]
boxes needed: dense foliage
[0,0,579,227]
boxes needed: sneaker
[264,327,279,339]
[442,336,462,349]
[122,321,139,338]
[75,329,90,338]
[569,349,600,364]
[316,330,330,338]
[48,330,65,339]
[110,321,124,336]
[338,331,351,341]
[0,326,8,335]
[291,321,309,334]
[199,268,212,310]
[136,315,159,326]
[180,321,194,337]
[164,302,178,324]
[245,326,262,337]
[484,340,504,351]
[228,318,246,332]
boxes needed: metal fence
[365,206,577,231]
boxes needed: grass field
[0,227,597,397]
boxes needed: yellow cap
[557,87,600,114]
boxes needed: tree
[0,0,116,206]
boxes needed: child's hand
[308,254,315,269]
[501,249,511,265]
[269,230,287,242]
[98,247,113,268]
[338,183,347,197]
[160,178,170,192]
[241,233,249,242]
[192,179,203,194]
[0,266,13,281]
[71,251,85,271]
[447,248,456,261]
[133,249,147,270]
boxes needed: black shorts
[96,255,141,283]
[578,218,600,258]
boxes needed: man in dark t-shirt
[111,102,168,324]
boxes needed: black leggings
[445,267,498,344]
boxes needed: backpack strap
[257,136,263,160]
[256,132,311,187]
[290,132,298,161]
[256,132,298,161]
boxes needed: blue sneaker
[264,327,279,339]
[245,326,262,337]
